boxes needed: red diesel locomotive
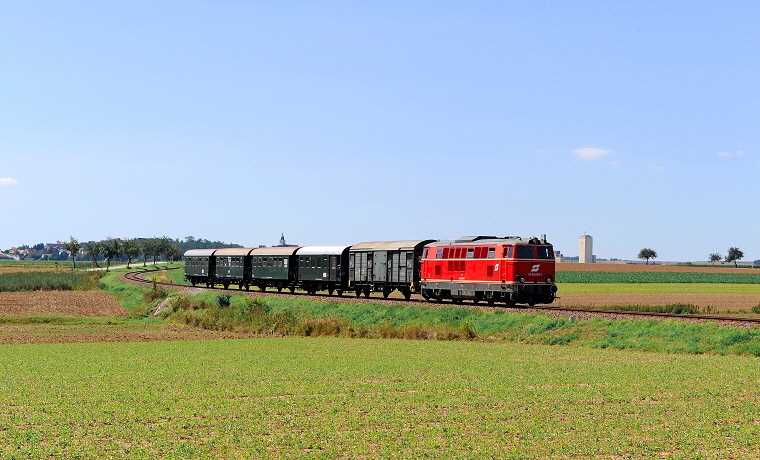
[419,235,557,306]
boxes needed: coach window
[331,257,337,269]
[284,258,288,268]
[323,257,328,268]
[317,257,321,269]
[467,248,474,259]
[517,246,534,259]
[487,248,495,259]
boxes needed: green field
[0,338,758,458]
[558,282,760,295]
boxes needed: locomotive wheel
[191,280,196,287]
[337,290,343,297]
[355,289,362,297]
[487,299,495,306]
[277,286,283,293]
[223,281,230,289]
[363,288,371,298]
[245,285,250,291]
[328,288,334,296]
[403,289,412,300]
[382,288,391,299]
[259,285,266,292]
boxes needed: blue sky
[1,1,758,261]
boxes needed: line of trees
[68,236,184,271]
[710,248,745,267]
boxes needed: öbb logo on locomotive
[183,235,558,307]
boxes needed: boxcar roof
[250,246,301,256]
[213,248,255,256]
[184,249,217,257]
[296,245,351,256]
[350,240,436,252]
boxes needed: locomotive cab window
[516,246,534,259]
[466,248,474,258]
[537,247,554,259]
[487,248,495,258]
[436,248,443,259]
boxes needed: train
[183,235,557,306]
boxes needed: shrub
[217,293,231,307]
[751,304,760,314]
[143,286,168,303]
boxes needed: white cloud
[608,161,618,167]
[0,178,19,186]
[649,165,666,172]
[572,147,611,161]
[718,150,745,157]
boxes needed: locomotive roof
[213,248,255,256]
[184,249,217,257]
[428,236,548,246]
[296,245,351,256]
[250,246,301,256]
[350,240,436,252]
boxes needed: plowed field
[0,291,125,317]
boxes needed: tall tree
[708,253,722,266]
[61,236,80,269]
[160,239,182,265]
[637,248,657,265]
[84,241,102,268]
[144,237,164,265]
[121,239,141,269]
[102,238,122,271]
[725,247,744,268]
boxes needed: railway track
[123,269,760,326]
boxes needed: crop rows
[0,338,758,458]
[557,271,760,284]
[0,271,98,292]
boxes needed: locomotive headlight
[546,276,553,284]
[520,276,525,283]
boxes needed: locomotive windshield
[516,246,534,259]
[536,246,554,259]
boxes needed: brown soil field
[554,293,759,312]
[0,291,126,317]
[557,263,760,274]
[0,265,61,274]
[0,323,260,345]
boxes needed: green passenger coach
[213,248,254,289]
[184,248,217,287]
[250,246,300,292]
[296,246,351,295]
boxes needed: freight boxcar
[184,249,217,287]
[250,246,300,292]
[349,239,435,299]
[296,246,350,295]
[419,236,557,306]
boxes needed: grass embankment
[147,290,760,356]
[1,338,758,458]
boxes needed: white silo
[579,235,594,264]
